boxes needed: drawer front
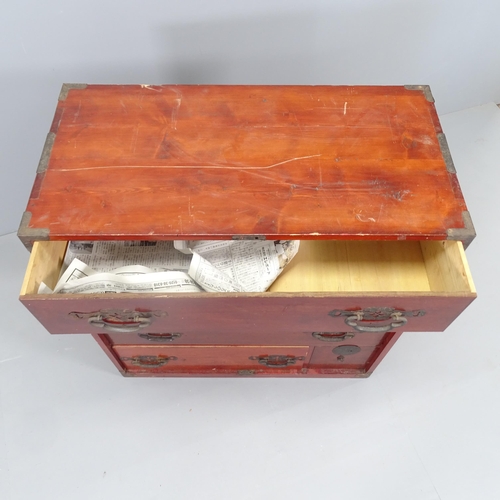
[104,330,387,347]
[113,345,309,375]
[307,345,378,371]
[305,332,401,375]
[21,294,475,336]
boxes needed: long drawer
[113,345,309,375]
[20,240,476,337]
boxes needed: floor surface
[1,103,499,500]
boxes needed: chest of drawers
[18,84,476,377]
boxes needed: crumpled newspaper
[40,240,300,294]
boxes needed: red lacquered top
[19,84,474,246]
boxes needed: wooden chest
[18,84,476,378]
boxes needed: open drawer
[20,239,476,339]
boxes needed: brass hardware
[404,84,435,102]
[329,307,424,333]
[249,355,305,368]
[312,332,355,342]
[37,132,56,174]
[70,309,167,333]
[447,210,476,249]
[138,332,182,342]
[437,133,456,174]
[232,235,266,240]
[337,355,345,362]
[58,83,88,101]
[346,312,407,333]
[18,211,50,249]
[333,345,361,356]
[121,355,177,368]
[88,315,151,333]
[237,370,256,376]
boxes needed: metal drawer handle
[249,355,305,368]
[88,315,151,333]
[329,307,424,333]
[345,312,407,333]
[70,309,167,333]
[121,355,177,368]
[138,333,183,342]
[312,332,355,342]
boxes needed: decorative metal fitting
[312,332,355,342]
[329,307,425,333]
[138,332,182,342]
[70,309,168,333]
[248,355,305,368]
[120,355,177,368]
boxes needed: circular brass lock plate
[333,345,361,356]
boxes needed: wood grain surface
[23,85,469,241]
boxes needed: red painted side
[364,331,403,374]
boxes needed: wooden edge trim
[20,289,478,301]
[19,240,68,296]
[91,333,127,376]
[455,241,477,294]
[19,241,42,296]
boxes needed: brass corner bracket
[404,84,435,103]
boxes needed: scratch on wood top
[55,154,323,172]
[171,98,182,130]
[355,210,376,223]
[140,84,162,92]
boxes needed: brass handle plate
[89,315,151,333]
[249,355,305,368]
[333,345,361,362]
[345,312,407,333]
[312,332,355,342]
[69,309,167,333]
[138,333,183,342]
[329,307,424,333]
[120,355,177,368]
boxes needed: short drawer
[307,345,379,371]
[112,345,309,375]
[20,240,476,336]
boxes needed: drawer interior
[270,240,475,293]
[20,240,475,296]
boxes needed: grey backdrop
[2,0,500,236]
